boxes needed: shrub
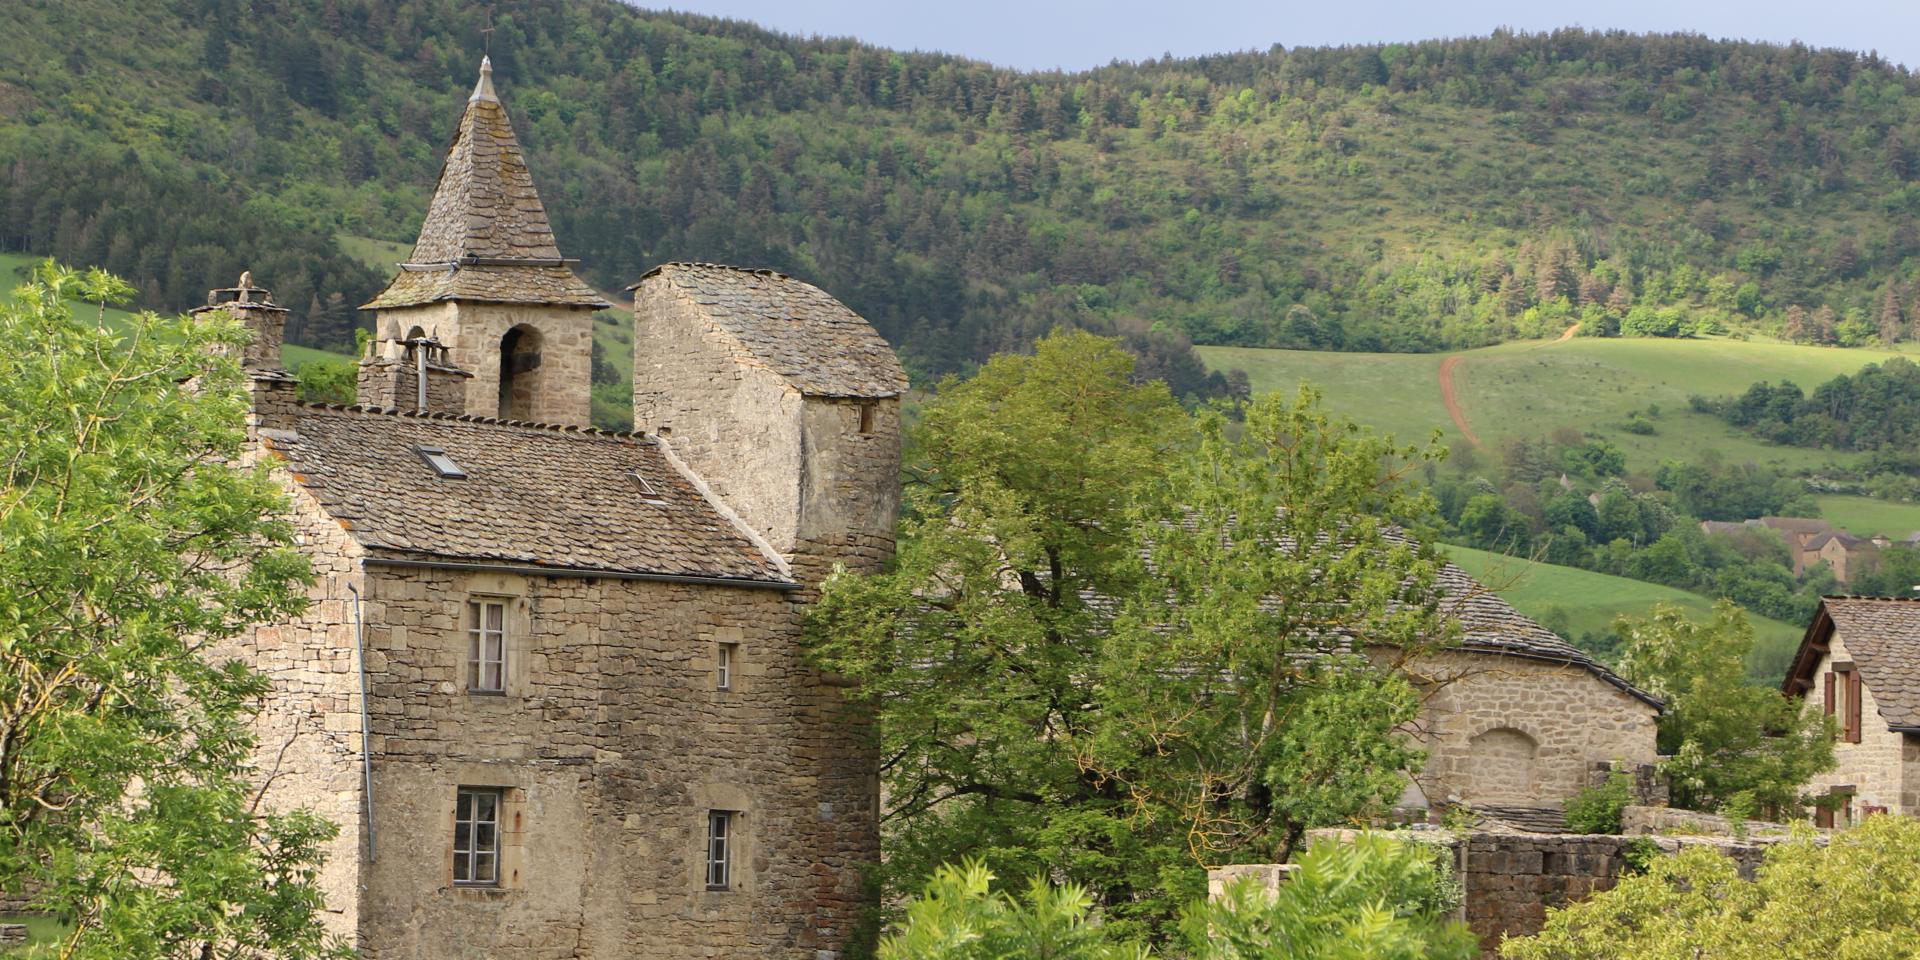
[1564,771,1632,834]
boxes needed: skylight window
[416,445,468,479]
[630,470,666,505]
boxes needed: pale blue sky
[640,1,1920,71]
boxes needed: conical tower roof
[364,58,608,310]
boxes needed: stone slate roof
[630,262,909,398]
[1430,553,1661,708]
[1785,597,1920,731]
[364,60,606,311]
[261,403,789,585]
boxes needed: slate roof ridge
[629,261,911,398]
[291,399,653,442]
[1785,596,1920,731]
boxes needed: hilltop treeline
[8,0,1920,368]
[1699,356,1920,452]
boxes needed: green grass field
[1201,337,1913,477]
[1442,543,1804,681]
[0,914,68,957]
[1811,494,1920,541]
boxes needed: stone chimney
[192,272,300,432]
[192,271,287,371]
[357,329,473,415]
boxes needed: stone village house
[1784,596,1920,824]
[203,59,1661,958]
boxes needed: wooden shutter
[1815,804,1834,829]
[1826,671,1836,715]
[1846,669,1863,744]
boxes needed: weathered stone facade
[630,264,907,585]
[1799,633,1919,816]
[1406,651,1660,809]
[222,59,897,960]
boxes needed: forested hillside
[7,0,1920,377]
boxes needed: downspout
[347,577,377,861]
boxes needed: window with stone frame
[706,810,735,890]
[716,642,737,691]
[454,787,503,885]
[467,598,507,694]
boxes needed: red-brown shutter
[1816,804,1834,829]
[1826,672,1836,715]
[1847,669,1863,744]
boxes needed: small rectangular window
[416,445,468,479]
[468,600,506,693]
[454,788,502,885]
[706,811,733,890]
[858,402,875,434]
[716,643,736,691]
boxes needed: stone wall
[331,564,875,959]
[1802,635,1915,816]
[1407,651,1660,808]
[216,473,372,940]
[632,285,901,586]
[632,288,807,559]
[374,301,595,426]
[1298,826,1775,956]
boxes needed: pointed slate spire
[363,59,607,310]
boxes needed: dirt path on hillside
[1438,355,1479,446]
[1556,322,1580,342]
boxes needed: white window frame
[467,599,507,694]
[706,810,734,890]
[454,787,503,886]
[716,643,736,691]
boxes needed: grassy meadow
[1201,337,1915,475]
[1442,543,1804,681]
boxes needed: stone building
[1784,596,1920,823]
[1398,559,1662,824]
[212,59,903,959]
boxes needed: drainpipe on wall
[347,577,377,861]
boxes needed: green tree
[876,861,1148,960]
[1503,815,1920,960]
[0,263,342,959]
[1615,601,1835,813]
[876,835,1474,960]
[1184,835,1477,960]
[808,331,1456,938]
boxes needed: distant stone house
[1699,517,1876,584]
[1783,597,1920,824]
[1803,531,1876,584]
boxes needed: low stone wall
[1291,826,1777,957]
[1621,804,1800,841]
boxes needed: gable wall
[1802,635,1914,815]
[1408,651,1659,807]
[632,285,808,556]
[345,564,874,959]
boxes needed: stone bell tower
[360,57,606,425]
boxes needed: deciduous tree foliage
[875,835,1475,960]
[0,263,343,959]
[1615,601,1835,814]
[807,331,1456,939]
[1502,815,1920,960]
